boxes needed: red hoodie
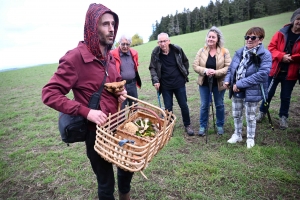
[268,23,300,80]
[42,4,121,130]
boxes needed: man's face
[119,38,130,53]
[293,15,300,31]
[97,13,115,46]
[157,34,170,53]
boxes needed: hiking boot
[185,125,194,136]
[198,127,206,136]
[246,138,255,149]
[119,192,130,200]
[227,134,242,143]
[217,126,224,135]
[256,112,266,123]
[279,116,288,130]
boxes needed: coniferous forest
[149,0,299,41]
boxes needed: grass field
[0,12,299,199]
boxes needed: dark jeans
[199,85,225,128]
[161,86,191,127]
[121,81,138,109]
[259,73,297,118]
[85,130,133,200]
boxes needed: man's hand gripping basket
[94,95,176,177]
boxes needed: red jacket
[268,24,300,80]
[111,48,141,88]
[42,42,122,128]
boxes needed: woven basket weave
[94,95,176,173]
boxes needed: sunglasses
[120,43,130,47]
[244,36,260,41]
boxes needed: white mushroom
[143,118,149,130]
[133,117,143,129]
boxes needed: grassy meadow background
[1,12,300,199]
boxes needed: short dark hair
[245,27,265,39]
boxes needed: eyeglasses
[120,43,130,47]
[244,36,260,41]
[158,40,169,44]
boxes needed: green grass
[1,12,300,199]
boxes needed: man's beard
[99,33,114,46]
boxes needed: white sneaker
[227,134,243,143]
[246,139,255,149]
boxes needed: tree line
[149,0,299,41]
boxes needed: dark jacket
[42,4,121,131]
[149,44,189,85]
[111,48,142,88]
[269,24,300,80]
[224,44,272,102]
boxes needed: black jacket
[149,44,189,85]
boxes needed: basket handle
[129,106,163,129]
[124,94,166,118]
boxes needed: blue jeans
[121,81,138,109]
[86,131,133,199]
[161,86,191,127]
[199,85,225,129]
[259,74,297,118]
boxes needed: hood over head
[84,3,119,59]
[291,8,300,25]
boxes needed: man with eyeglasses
[149,32,194,136]
[111,35,141,108]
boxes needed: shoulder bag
[58,62,107,146]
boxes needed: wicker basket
[94,95,176,174]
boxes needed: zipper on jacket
[95,57,109,76]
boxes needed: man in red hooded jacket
[42,3,132,200]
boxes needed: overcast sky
[0,0,212,70]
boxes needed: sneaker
[279,116,288,130]
[256,112,266,123]
[217,127,224,135]
[185,125,194,136]
[246,138,255,149]
[198,127,206,136]
[227,134,243,143]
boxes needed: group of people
[41,3,300,199]
[193,25,272,149]
[193,8,300,149]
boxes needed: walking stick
[253,54,274,130]
[157,91,162,108]
[157,91,165,119]
[259,84,274,130]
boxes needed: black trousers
[85,130,134,200]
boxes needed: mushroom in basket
[123,122,139,134]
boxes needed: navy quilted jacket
[224,44,272,102]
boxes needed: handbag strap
[88,59,108,108]
[95,66,107,97]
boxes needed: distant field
[1,12,299,199]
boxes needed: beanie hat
[290,8,300,24]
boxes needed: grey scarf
[236,45,260,81]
